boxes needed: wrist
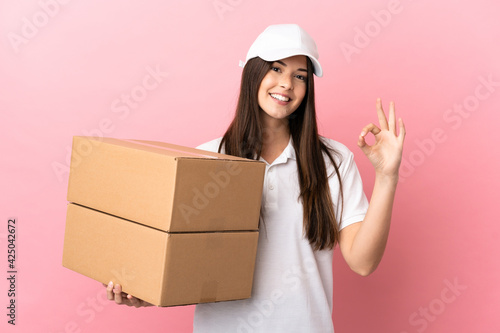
[374,171,399,186]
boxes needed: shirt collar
[261,135,296,165]
[283,135,296,161]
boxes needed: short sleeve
[196,137,223,153]
[323,139,369,231]
[337,152,369,230]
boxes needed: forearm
[347,173,398,275]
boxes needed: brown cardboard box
[67,136,265,232]
[63,203,259,306]
[63,136,265,306]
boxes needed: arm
[339,98,405,276]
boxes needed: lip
[269,92,291,105]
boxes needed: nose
[279,74,294,90]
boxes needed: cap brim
[257,49,323,77]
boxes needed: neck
[259,113,291,163]
[261,116,290,147]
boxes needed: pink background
[1,0,499,332]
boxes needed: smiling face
[257,55,308,122]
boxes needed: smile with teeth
[270,93,290,102]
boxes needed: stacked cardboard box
[62,137,265,306]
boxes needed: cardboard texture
[62,137,265,306]
[67,136,265,232]
[63,204,259,306]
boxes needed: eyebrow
[276,60,308,72]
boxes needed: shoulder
[320,137,366,210]
[319,136,362,182]
[196,137,223,154]
[320,136,354,164]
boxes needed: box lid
[67,136,265,232]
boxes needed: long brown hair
[220,57,344,250]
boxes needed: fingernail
[107,281,113,288]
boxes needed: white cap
[240,24,323,77]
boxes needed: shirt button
[269,184,274,190]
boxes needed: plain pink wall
[1,0,499,332]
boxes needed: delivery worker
[106,24,405,333]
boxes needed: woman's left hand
[358,98,406,179]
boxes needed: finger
[113,284,123,304]
[127,294,142,308]
[106,281,114,301]
[358,123,381,154]
[358,135,371,156]
[398,118,406,144]
[376,98,389,131]
[360,123,381,138]
[358,133,367,148]
[388,101,396,134]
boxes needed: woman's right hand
[105,281,154,308]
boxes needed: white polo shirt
[193,136,369,333]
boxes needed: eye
[270,66,281,73]
[295,74,306,81]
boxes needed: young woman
[107,24,405,332]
